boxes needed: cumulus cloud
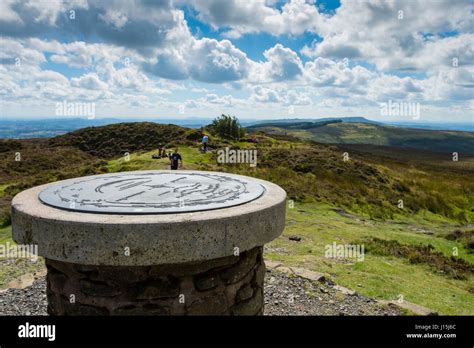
[71,73,107,90]
[422,67,474,102]
[0,0,472,119]
[304,58,374,88]
[1,1,253,85]
[241,44,306,86]
[0,0,183,50]
[49,41,125,68]
[302,0,474,71]
[143,51,189,80]
[187,0,325,38]
[0,37,46,66]
[250,86,311,106]
[144,37,251,83]
[202,93,237,106]
[189,0,474,72]
[188,38,250,83]
[258,44,304,82]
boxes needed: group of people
[153,144,182,170]
[153,135,209,170]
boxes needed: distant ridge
[247,116,381,127]
[48,122,194,158]
[248,118,474,154]
[246,119,342,130]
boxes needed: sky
[0,0,473,123]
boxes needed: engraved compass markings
[39,172,265,214]
[116,191,147,202]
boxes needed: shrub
[208,114,245,139]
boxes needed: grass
[106,146,214,172]
[265,202,474,315]
[0,184,9,196]
[0,225,12,245]
[0,226,45,289]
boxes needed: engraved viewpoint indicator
[38,171,265,214]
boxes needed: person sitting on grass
[170,148,182,170]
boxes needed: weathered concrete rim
[37,170,267,214]
[12,170,286,266]
[13,170,281,223]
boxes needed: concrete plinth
[11,170,286,315]
[46,247,264,315]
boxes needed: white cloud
[0,37,46,66]
[188,38,250,83]
[0,0,23,23]
[188,0,325,38]
[422,67,474,102]
[302,0,474,72]
[48,41,129,68]
[202,93,237,106]
[144,36,253,83]
[251,86,283,103]
[0,0,472,120]
[256,44,304,82]
[98,8,129,29]
[71,73,108,90]
[304,57,374,88]
[191,0,473,73]
[250,86,311,106]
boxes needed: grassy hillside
[49,122,200,158]
[0,138,106,226]
[0,122,473,314]
[249,122,474,154]
[267,203,473,315]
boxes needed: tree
[209,114,245,139]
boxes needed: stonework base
[46,247,264,315]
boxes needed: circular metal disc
[38,171,266,214]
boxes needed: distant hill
[249,121,474,154]
[247,116,380,126]
[247,119,342,130]
[49,122,200,158]
[385,121,474,132]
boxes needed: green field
[266,203,474,315]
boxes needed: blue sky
[0,0,473,123]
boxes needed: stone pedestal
[11,170,286,316]
[46,247,264,316]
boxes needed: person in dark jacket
[169,148,182,170]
